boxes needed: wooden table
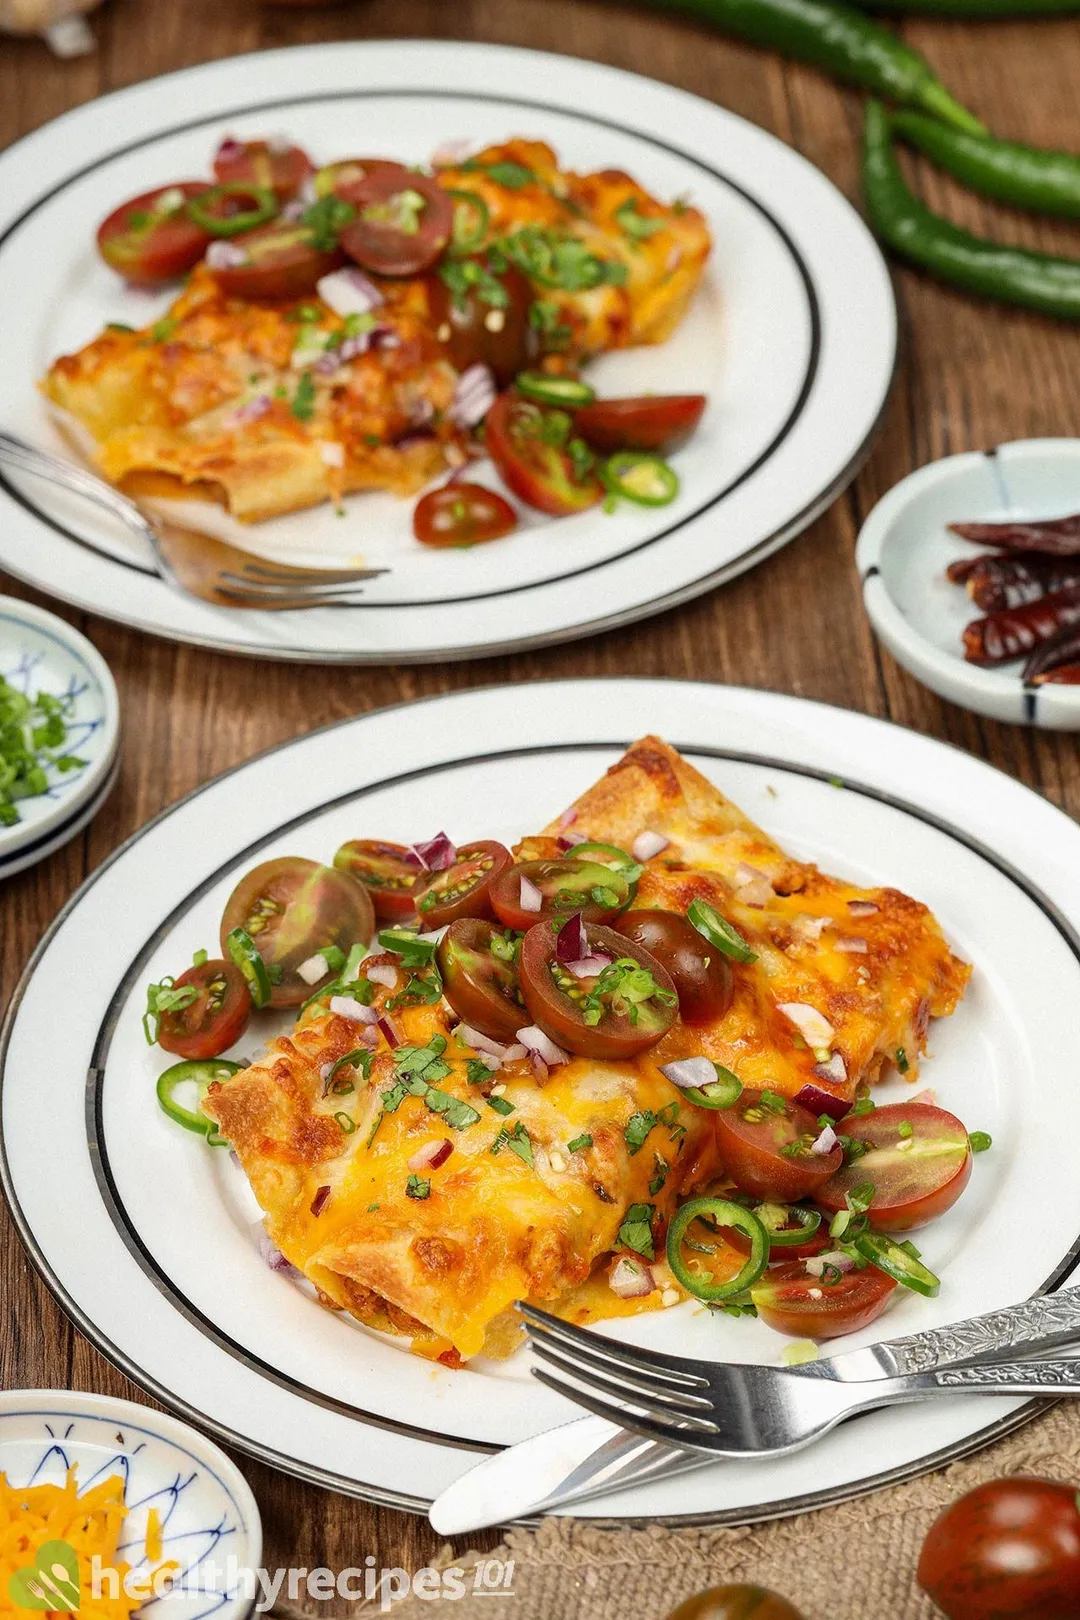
[3,0,1080,1584]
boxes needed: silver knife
[428,1284,1080,1534]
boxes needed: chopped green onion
[969,1131,993,1154]
[856,1231,940,1297]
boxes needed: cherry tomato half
[210,221,344,301]
[490,859,633,932]
[428,261,536,385]
[518,919,678,1059]
[414,840,512,929]
[574,394,707,455]
[485,391,603,517]
[333,839,421,924]
[219,857,374,1008]
[213,136,314,203]
[815,1103,972,1233]
[413,483,518,548]
[666,1586,806,1620]
[157,959,251,1060]
[751,1258,897,1340]
[437,918,526,1042]
[96,182,213,286]
[918,1478,1080,1620]
[339,168,453,276]
[615,910,733,1024]
[715,1089,843,1203]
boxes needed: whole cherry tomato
[413,483,518,547]
[665,1587,806,1620]
[918,1478,1080,1620]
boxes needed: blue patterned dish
[0,1391,261,1620]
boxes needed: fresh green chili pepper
[687,899,758,964]
[225,925,273,1008]
[682,1063,744,1110]
[187,184,278,238]
[156,1058,242,1139]
[855,1229,941,1296]
[892,112,1080,222]
[633,0,984,133]
[515,372,597,408]
[667,1196,770,1301]
[864,101,1080,322]
[850,0,1080,13]
[601,452,680,507]
[757,1205,823,1246]
[446,188,491,255]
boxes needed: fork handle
[0,430,152,541]
[880,1359,1080,1403]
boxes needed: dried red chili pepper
[963,554,1080,611]
[950,513,1080,557]
[946,556,981,584]
[1023,620,1080,686]
[963,581,1080,665]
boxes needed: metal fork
[519,1305,1080,1460]
[0,430,386,610]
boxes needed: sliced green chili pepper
[633,0,984,133]
[864,101,1080,322]
[682,1063,744,1110]
[601,451,679,508]
[570,841,642,876]
[855,1230,941,1297]
[757,1205,822,1246]
[156,1059,242,1139]
[446,188,491,255]
[892,112,1080,223]
[225,925,273,1008]
[187,183,279,238]
[687,898,758,964]
[515,372,597,408]
[667,1196,770,1301]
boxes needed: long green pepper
[849,0,1080,14]
[634,0,984,132]
[892,112,1080,221]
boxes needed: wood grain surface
[2,0,1080,1586]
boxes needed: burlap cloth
[389,1402,1080,1620]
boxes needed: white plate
[0,1388,261,1620]
[3,679,1080,1525]
[857,439,1080,729]
[0,40,896,665]
[0,596,119,859]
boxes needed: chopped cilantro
[624,1109,658,1156]
[466,1058,494,1086]
[291,372,317,422]
[301,193,357,252]
[490,1120,534,1168]
[406,1174,431,1200]
[463,158,536,189]
[614,197,665,241]
[567,1133,593,1154]
[500,225,627,292]
[438,256,510,312]
[617,1201,656,1261]
[150,316,179,344]
[649,1153,669,1196]
[487,1094,515,1116]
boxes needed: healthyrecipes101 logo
[7,1539,81,1612]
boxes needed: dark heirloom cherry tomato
[918,1478,1080,1620]
[158,959,251,1060]
[219,856,374,1008]
[715,1089,842,1203]
[414,840,512,929]
[210,222,344,301]
[574,394,707,455]
[339,168,453,276]
[615,909,733,1024]
[815,1102,972,1232]
[413,483,518,548]
[751,1260,896,1340]
[437,918,526,1042]
[213,137,313,203]
[96,182,213,286]
[485,391,603,517]
[333,839,420,924]
[519,920,678,1059]
[490,859,633,932]
[427,261,536,385]
[666,1586,806,1620]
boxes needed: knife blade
[428,1282,1080,1534]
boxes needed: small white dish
[0,595,119,860]
[856,438,1080,730]
[0,1388,261,1620]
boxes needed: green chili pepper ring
[515,371,597,408]
[156,1058,242,1139]
[602,452,680,508]
[667,1196,770,1301]
[187,183,279,238]
[225,925,273,1008]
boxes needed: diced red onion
[794,1083,847,1120]
[632,830,669,862]
[734,863,775,908]
[519,875,543,914]
[215,136,244,165]
[297,951,331,986]
[329,995,378,1025]
[479,1052,501,1071]
[530,1053,548,1081]
[848,899,880,917]
[206,239,249,270]
[836,936,868,954]
[431,138,475,167]
[457,1024,511,1059]
[369,327,401,351]
[556,831,588,851]
[318,440,345,468]
[408,1138,453,1174]
[792,915,831,942]
[337,334,372,362]
[267,132,293,155]
[366,962,399,990]
[315,350,342,376]
[559,808,578,830]
[810,1122,839,1156]
[516,1025,569,1067]
[256,1228,300,1277]
[556,912,588,963]
[450,363,497,428]
[813,1051,848,1086]
[805,1251,855,1277]
[911,1088,937,1106]
[232,393,271,424]
[779,1002,836,1048]
[565,954,613,978]
[408,396,436,428]
[501,1044,527,1063]
[310,1185,331,1217]
[281,198,305,222]
[411,832,456,872]
[316,266,385,318]
[378,1014,402,1049]
[660,1057,717,1090]
[608,1257,655,1299]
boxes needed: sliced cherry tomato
[751,1258,897,1340]
[574,394,707,455]
[219,856,374,1008]
[485,390,603,517]
[96,182,213,286]
[157,959,251,1060]
[918,1478,1080,1620]
[490,859,633,932]
[615,910,733,1024]
[413,840,512,929]
[518,919,677,1059]
[333,839,421,924]
[815,1103,973,1233]
[213,136,314,203]
[313,158,406,199]
[339,168,453,276]
[437,918,526,1042]
[666,1588,806,1620]
[715,1088,843,1203]
[428,260,536,386]
[413,483,518,547]
[210,220,344,301]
